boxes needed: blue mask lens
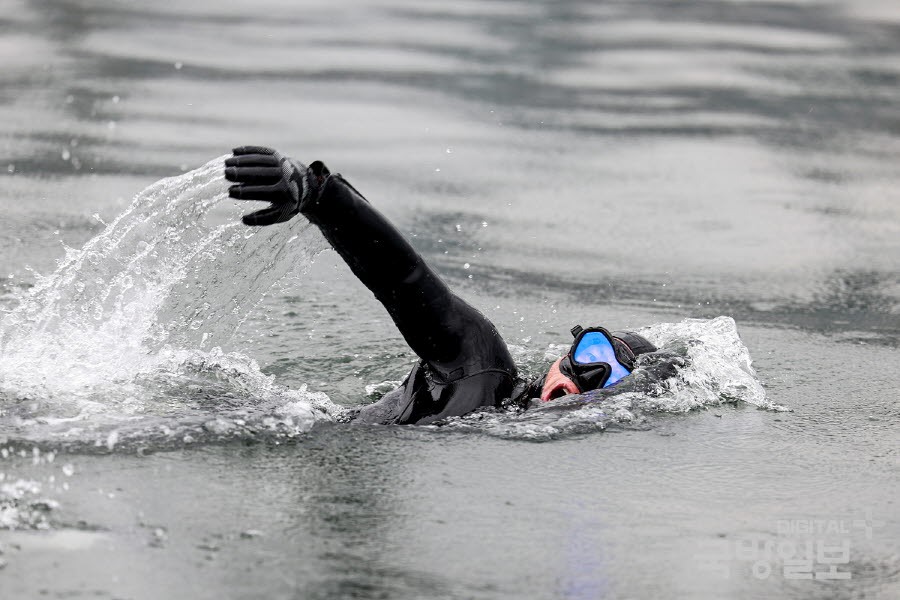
[572,331,631,387]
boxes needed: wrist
[299,160,331,212]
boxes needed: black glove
[224,146,328,226]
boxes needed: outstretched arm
[224,146,514,379]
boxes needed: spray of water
[0,157,340,449]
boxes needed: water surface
[1,1,898,598]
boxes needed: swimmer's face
[540,357,580,402]
[540,328,646,400]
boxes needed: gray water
[1,0,899,598]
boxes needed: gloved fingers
[228,183,282,201]
[232,146,276,156]
[241,203,296,226]
[225,153,278,168]
[224,166,283,184]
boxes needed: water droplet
[445,148,452,154]
[481,221,488,227]
[174,62,183,70]
[62,464,75,477]
[434,168,441,172]
[112,95,120,103]
[6,164,14,173]
[61,149,71,161]
[455,224,462,232]
[463,263,470,269]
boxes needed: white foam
[638,315,770,410]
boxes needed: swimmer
[224,146,657,424]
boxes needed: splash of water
[0,157,341,449]
[448,316,777,440]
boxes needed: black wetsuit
[301,172,518,425]
[223,150,663,422]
